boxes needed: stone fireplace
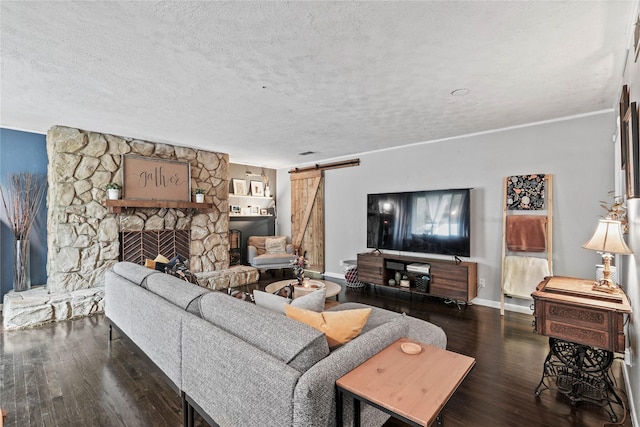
[46,126,230,291]
[3,125,230,330]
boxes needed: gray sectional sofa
[105,261,447,427]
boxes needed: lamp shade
[582,219,632,255]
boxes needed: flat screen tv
[367,188,471,257]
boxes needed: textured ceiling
[1,1,637,168]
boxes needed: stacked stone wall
[46,126,229,293]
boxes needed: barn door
[290,169,325,273]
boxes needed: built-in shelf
[230,215,274,218]
[229,195,273,200]
[103,199,214,213]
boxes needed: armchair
[247,235,296,271]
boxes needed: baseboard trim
[323,271,344,280]
[622,364,638,427]
[472,298,533,315]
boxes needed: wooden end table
[336,338,475,426]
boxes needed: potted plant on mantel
[193,188,205,203]
[106,183,122,200]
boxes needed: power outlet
[625,348,633,366]
[479,278,486,288]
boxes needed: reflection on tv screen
[367,189,471,257]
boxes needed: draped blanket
[503,255,550,299]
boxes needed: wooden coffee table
[336,338,475,426]
[265,279,342,301]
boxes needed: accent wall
[0,128,49,301]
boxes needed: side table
[532,276,632,422]
[335,338,475,426]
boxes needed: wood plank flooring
[0,278,632,427]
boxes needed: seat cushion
[251,253,296,266]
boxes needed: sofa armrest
[292,317,409,427]
[183,315,301,426]
[247,245,258,264]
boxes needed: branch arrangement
[0,172,47,240]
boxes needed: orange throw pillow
[285,305,371,348]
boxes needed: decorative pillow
[265,236,287,254]
[144,259,167,272]
[285,305,372,348]
[253,290,291,313]
[254,288,325,314]
[154,254,170,264]
[165,256,198,284]
[291,289,326,312]
[167,254,186,269]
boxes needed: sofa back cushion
[112,261,160,286]
[199,292,329,372]
[145,272,210,316]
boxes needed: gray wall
[277,111,616,312]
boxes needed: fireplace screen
[120,230,190,264]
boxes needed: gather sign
[122,155,191,201]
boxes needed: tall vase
[14,238,31,292]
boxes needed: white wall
[618,3,640,423]
[278,112,616,313]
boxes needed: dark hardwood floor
[0,276,632,427]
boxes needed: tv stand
[357,252,478,303]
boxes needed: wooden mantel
[102,199,214,213]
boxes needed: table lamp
[582,219,632,293]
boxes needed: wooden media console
[357,252,477,303]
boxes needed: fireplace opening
[120,230,190,264]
